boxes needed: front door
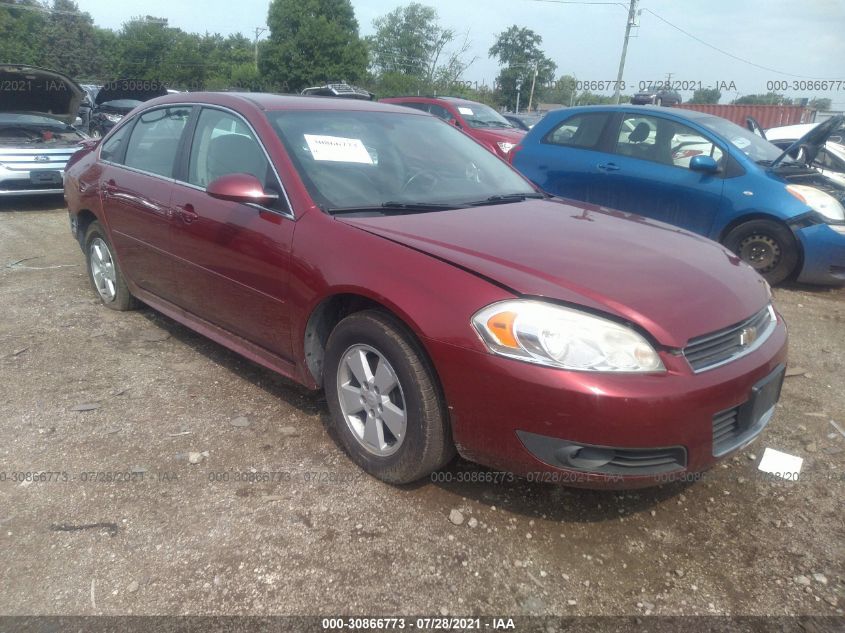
[168,107,296,360]
[600,113,726,236]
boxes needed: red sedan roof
[151,91,417,114]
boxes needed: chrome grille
[684,305,776,372]
[0,147,77,172]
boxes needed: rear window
[544,113,610,149]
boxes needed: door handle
[103,179,117,196]
[174,203,198,224]
[597,162,620,171]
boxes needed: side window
[544,113,610,149]
[187,108,272,190]
[428,104,453,121]
[123,107,191,177]
[816,148,844,171]
[614,115,659,161]
[100,123,132,163]
[402,102,431,113]
[614,114,723,168]
[668,122,724,169]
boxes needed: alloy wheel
[335,344,407,457]
[89,237,117,302]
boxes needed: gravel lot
[1,200,843,619]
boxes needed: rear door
[599,112,726,235]
[99,105,192,303]
[518,111,614,204]
[167,106,296,360]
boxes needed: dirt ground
[0,199,843,619]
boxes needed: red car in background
[380,95,526,160]
[64,92,787,488]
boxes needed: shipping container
[674,104,815,129]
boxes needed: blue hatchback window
[544,113,610,149]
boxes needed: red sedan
[64,92,787,488]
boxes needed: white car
[0,65,88,196]
[765,122,845,187]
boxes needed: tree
[369,3,444,80]
[0,0,47,66]
[489,26,555,111]
[689,87,721,104]
[40,0,100,78]
[368,3,473,88]
[732,92,792,105]
[809,98,831,111]
[261,0,368,93]
[541,75,577,107]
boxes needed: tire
[90,128,101,139]
[324,310,454,484]
[84,221,138,311]
[722,219,799,285]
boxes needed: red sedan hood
[470,126,526,145]
[339,199,770,348]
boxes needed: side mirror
[689,155,720,173]
[206,173,279,206]
[449,118,461,128]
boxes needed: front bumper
[794,223,845,285]
[425,315,788,488]
[0,164,65,196]
[0,167,64,197]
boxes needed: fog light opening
[554,445,615,470]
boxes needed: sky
[74,0,845,107]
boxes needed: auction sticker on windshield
[304,134,373,164]
[458,107,474,115]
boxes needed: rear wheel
[84,221,137,310]
[723,219,799,285]
[324,310,454,484]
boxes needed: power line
[642,8,836,81]
[526,0,626,6]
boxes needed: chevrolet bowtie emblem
[739,326,758,347]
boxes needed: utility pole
[254,26,267,71]
[612,0,637,104]
[527,63,538,112]
[515,80,522,114]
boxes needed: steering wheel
[401,169,439,194]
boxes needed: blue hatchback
[511,106,845,285]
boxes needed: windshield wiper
[328,201,468,215]
[468,192,547,206]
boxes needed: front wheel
[324,310,454,484]
[84,221,137,310]
[723,219,799,285]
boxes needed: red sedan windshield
[268,110,535,211]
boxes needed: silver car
[0,65,87,196]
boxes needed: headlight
[104,113,123,123]
[496,141,516,154]
[786,184,845,222]
[471,300,665,372]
